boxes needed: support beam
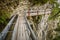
[25,9,51,16]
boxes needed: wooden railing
[0,15,17,40]
[24,13,37,40]
[11,16,19,40]
[24,9,51,16]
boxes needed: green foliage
[53,36,60,40]
[0,9,11,32]
[53,14,60,40]
[48,0,60,20]
[28,0,48,6]
[47,0,60,40]
[48,7,60,20]
[55,22,60,31]
[32,15,42,24]
[28,0,58,6]
[49,0,57,4]
[0,10,10,25]
[0,0,20,32]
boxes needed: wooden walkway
[17,16,30,40]
[0,1,52,40]
[12,14,31,40]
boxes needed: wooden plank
[11,16,19,40]
[17,16,30,40]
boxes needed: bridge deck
[12,15,30,40]
[17,16,30,40]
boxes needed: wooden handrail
[24,14,37,40]
[0,15,16,40]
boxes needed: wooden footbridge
[0,8,51,40]
[0,1,52,40]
